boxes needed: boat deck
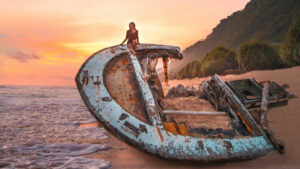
[104,54,236,138]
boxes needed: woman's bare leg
[127,43,136,55]
[132,40,137,50]
[130,40,138,55]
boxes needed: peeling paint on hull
[75,44,274,161]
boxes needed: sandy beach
[0,66,299,169]
[86,66,300,169]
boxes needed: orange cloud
[5,49,41,63]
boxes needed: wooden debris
[260,82,285,154]
[260,82,270,131]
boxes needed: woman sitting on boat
[121,22,139,55]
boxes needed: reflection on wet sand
[80,122,102,128]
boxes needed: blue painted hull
[75,44,274,161]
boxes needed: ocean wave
[0,86,80,99]
[0,86,110,168]
[0,143,111,169]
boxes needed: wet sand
[87,66,300,169]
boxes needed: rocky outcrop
[166,84,200,98]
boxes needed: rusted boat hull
[75,44,274,161]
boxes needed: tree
[200,47,238,76]
[239,40,281,70]
[176,61,201,79]
[176,47,238,79]
[280,16,300,65]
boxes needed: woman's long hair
[129,22,136,30]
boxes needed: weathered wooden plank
[162,110,226,116]
[260,82,285,154]
[260,82,269,130]
[128,52,162,127]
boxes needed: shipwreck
[75,44,289,161]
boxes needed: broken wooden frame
[200,76,286,154]
[225,79,290,109]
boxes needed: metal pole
[163,57,168,86]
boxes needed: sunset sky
[0,0,249,86]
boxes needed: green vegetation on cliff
[169,0,300,76]
[183,0,300,60]
[176,17,300,79]
[174,0,300,79]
